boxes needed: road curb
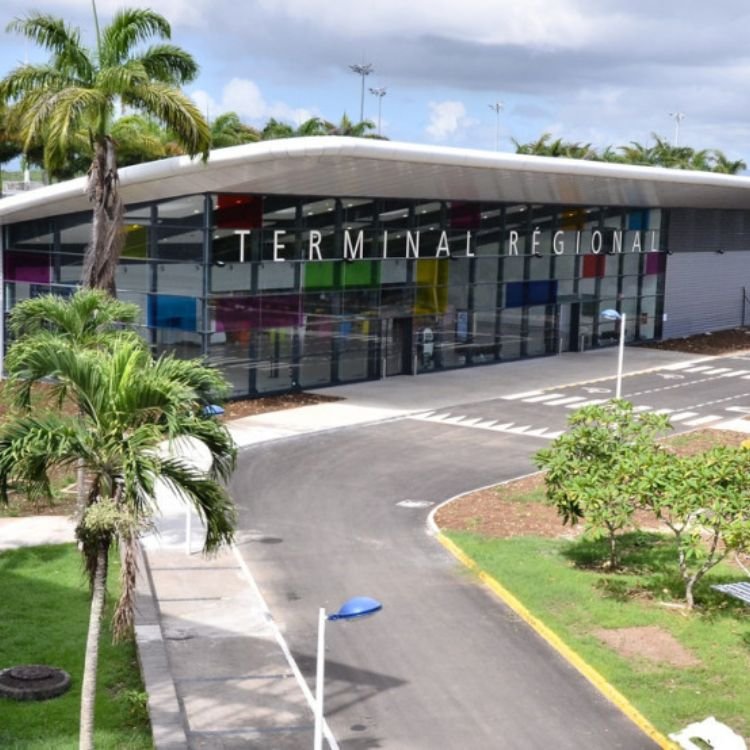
[133,544,189,750]
[433,531,678,750]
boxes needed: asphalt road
[229,352,750,749]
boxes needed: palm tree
[111,113,169,166]
[261,117,296,140]
[327,112,377,137]
[711,149,747,175]
[0,9,210,293]
[210,111,260,148]
[0,333,236,749]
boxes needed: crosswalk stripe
[683,365,713,373]
[503,390,544,400]
[443,415,467,424]
[703,368,732,375]
[543,396,588,406]
[669,412,699,422]
[633,405,652,412]
[720,370,749,378]
[523,393,564,403]
[683,415,721,426]
[653,408,674,414]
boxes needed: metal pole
[314,607,326,750]
[616,313,625,399]
[359,75,366,123]
[378,96,382,135]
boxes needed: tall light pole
[600,309,626,399]
[369,86,387,135]
[488,101,504,151]
[669,112,685,147]
[349,63,374,122]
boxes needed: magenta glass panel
[644,253,666,275]
[4,251,51,283]
[214,294,302,331]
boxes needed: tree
[2,292,237,749]
[111,113,168,166]
[535,401,671,568]
[210,111,260,148]
[327,112,377,137]
[0,9,210,293]
[637,446,750,609]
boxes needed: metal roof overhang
[2,136,750,226]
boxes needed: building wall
[1,193,666,397]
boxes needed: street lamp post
[314,596,382,750]
[600,309,626,399]
[488,101,504,151]
[369,87,387,136]
[349,63,374,123]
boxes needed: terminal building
[1,137,750,397]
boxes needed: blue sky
[1,0,750,162]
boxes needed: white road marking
[720,370,750,378]
[543,396,588,406]
[668,412,699,422]
[703,368,732,375]
[683,415,722,426]
[522,393,565,403]
[503,390,544,400]
[683,365,713,373]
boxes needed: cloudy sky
[1,0,749,162]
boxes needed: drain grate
[0,665,71,701]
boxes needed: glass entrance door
[383,317,412,376]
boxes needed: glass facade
[2,193,666,397]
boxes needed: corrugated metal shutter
[663,251,750,338]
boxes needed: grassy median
[0,544,152,749]
[447,529,750,741]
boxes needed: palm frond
[100,9,171,68]
[158,457,236,551]
[135,44,199,85]
[169,416,237,483]
[6,14,93,81]
[95,60,149,98]
[124,82,210,158]
[0,64,71,103]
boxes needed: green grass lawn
[447,530,750,741]
[0,544,152,749]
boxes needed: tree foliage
[535,400,671,568]
[537,399,750,607]
[513,131,746,174]
[0,9,210,293]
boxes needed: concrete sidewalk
[0,346,711,749]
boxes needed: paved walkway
[0,347,710,748]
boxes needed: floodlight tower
[669,112,685,147]
[488,101,504,151]
[369,86,387,135]
[349,63,374,122]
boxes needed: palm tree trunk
[79,541,108,750]
[83,135,124,294]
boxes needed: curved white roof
[2,136,750,225]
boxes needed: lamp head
[328,596,383,622]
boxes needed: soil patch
[435,430,748,539]
[219,391,341,421]
[593,626,700,668]
[641,326,750,356]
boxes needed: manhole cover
[0,664,71,701]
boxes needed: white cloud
[191,78,315,126]
[425,101,473,141]
[254,0,626,49]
